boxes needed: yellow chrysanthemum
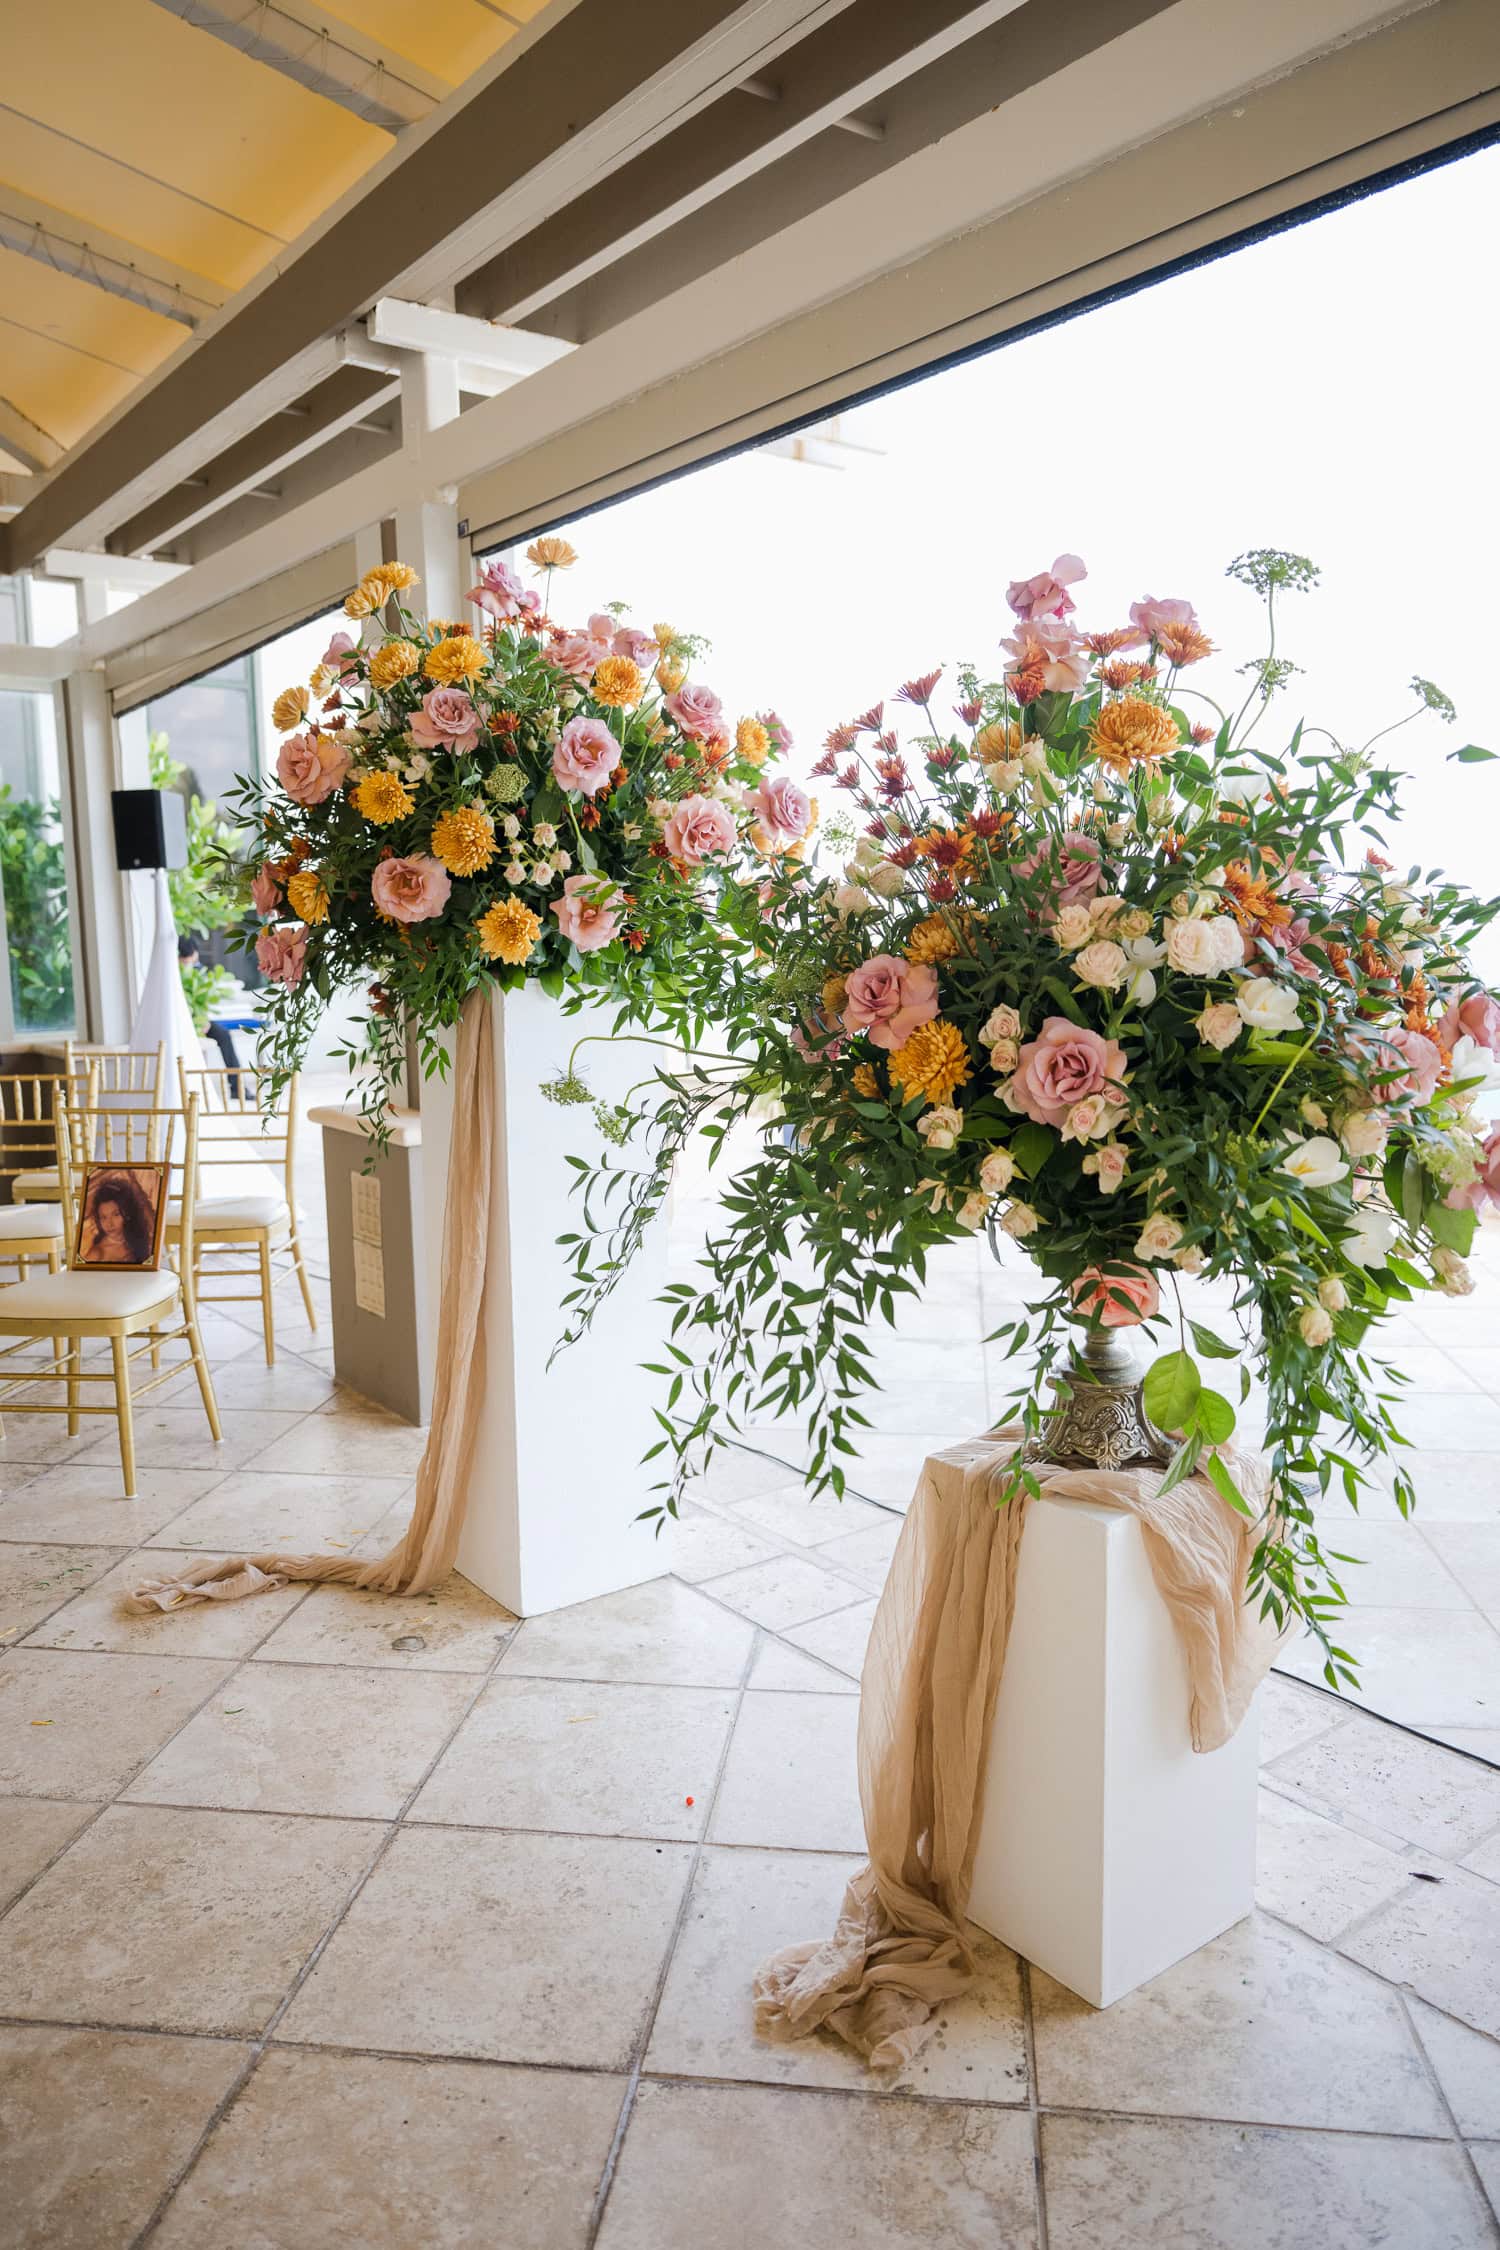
[307,665,332,698]
[851,1062,880,1099]
[475,898,542,964]
[736,716,771,766]
[431,803,496,877]
[368,639,420,692]
[352,772,415,825]
[1089,694,1180,774]
[592,654,645,709]
[271,684,308,732]
[344,584,378,619]
[888,1019,972,1109]
[821,973,848,1017]
[285,868,329,925]
[905,913,962,966]
[656,655,688,694]
[424,633,487,686]
[372,560,419,595]
[974,719,1022,761]
[526,535,577,571]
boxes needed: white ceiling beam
[0,398,62,476]
[366,297,578,375]
[141,0,437,134]
[0,210,213,330]
[41,549,189,590]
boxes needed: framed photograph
[71,1164,169,1272]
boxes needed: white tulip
[1278,1135,1349,1190]
[1235,979,1302,1033]
[1344,1208,1396,1268]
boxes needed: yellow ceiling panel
[0,315,138,451]
[308,0,516,85]
[0,242,186,379]
[0,110,274,292]
[4,0,392,251]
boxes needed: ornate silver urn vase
[1023,1321,1175,1475]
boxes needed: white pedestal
[419,984,672,1617]
[967,1492,1259,2008]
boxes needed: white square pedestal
[967,1491,1259,2008]
[419,984,673,1618]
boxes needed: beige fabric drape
[753,1430,1285,2072]
[123,990,494,1614]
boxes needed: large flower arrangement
[562,549,1499,1669]
[232,542,810,1120]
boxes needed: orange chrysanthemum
[1222,861,1291,934]
[285,868,329,925]
[525,535,577,571]
[424,633,487,685]
[475,898,542,964]
[888,1019,971,1109]
[352,772,415,825]
[430,804,496,877]
[904,913,962,965]
[821,973,849,1016]
[368,639,420,691]
[592,655,645,708]
[656,656,688,694]
[271,684,308,731]
[1100,660,1153,693]
[851,1062,880,1099]
[973,719,1022,763]
[736,716,771,766]
[1157,620,1215,667]
[1089,695,1180,773]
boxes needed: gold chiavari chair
[173,1063,317,1366]
[12,1042,165,1204]
[0,1096,221,1496]
[0,1063,95,1274]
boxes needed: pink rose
[1014,829,1103,919]
[467,557,525,620]
[1366,1026,1442,1107]
[661,792,737,864]
[1439,989,1500,1055]
[758,710,794,758]
[749,773,812,848]
[1000,616,1090,694]
[612,626,658,667]
[666,682,726,744]
[550,632,611,681]
[1448,1126,1500,1213]
[841,955,940,1053]
[1128,595,1198,643]
[321,630,359,678]
[1070,1264,1160,1328]
[551,872,622,953]
[1007,1017,1128,1128]
[255,924,308,988]
[409,686,481,753]
[372,855,451,924]
[250,865,281,917]
[276,731,350,806]
[553,714,619,796]
[1006,553,1086,620]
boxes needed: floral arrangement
[561,549,1499,1669]
[231,541,810,1122]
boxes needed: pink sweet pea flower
[1006,553,1086,620]
[321,630,359,678]
[1070,1264,1160,1328]
[1448,1126,1500,1213]
[1128,595,1198,642]
[250,865,281,917]
[748,773,812,851]
[1000,616,1090,693]
[371,855,451,924]
[612,625,659,667]
[467,557,526,621]
[409,686,482,753]
[758,710,794,759]
[276,731,351,806]
[551,872,622,953]
[552,715,619,796]
[255,924,308,988]
[661,793,737,864]
[666,682,726,744]
[840,955,940,1052]
[1439,989,1500,1055]
[1006,1017,1129,1128]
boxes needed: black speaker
[111,789,188,871]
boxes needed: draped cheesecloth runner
[122,991,494,1614]
[753,1429,1285,2071]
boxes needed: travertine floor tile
[1340,1873,1500,2039]
[1266,1707,1500,1855]
[1279,1607,1500,1727]
[0,1422,110,1470]
[1032,1914,1445,2134]
[151,2049,621,2250]
[0,1464,223,1546]
[1257,1672,1349,1764]
[156,1355,339,1415]
[124,1659,473,1819]
[746,1637,858,1694]
[26,1547,309,1657]
[817,1519,903,1588]
[0,1804,374,2033]
[705,1553,866,1631]
[1407,1998,1500,2137]
[709,1692,863,1852]
[652,1504,782,1583]
[596,2080,1037,2249]
[0,1647,231,1799]
[1386,1453,1500,1525]
[647,1846,1027,2103]
[250,1572,514,1671]
[1039,2113,1491,2250]
[0,1540,120,1641]
[1254,1787,1437,1941]
[0,2025,249,2250]
[251,1400,426,1478]
[500,1577,754,1688]
[80,1408,307,1474]
[0,1795,96,1911]
[1422,1523,1500,1618]
[151,1468,412,1553]
[1472,2143,1500,2225]
[413,1675,734,1840]
[783,1599,880,1680]
[1311,1519,1477,1609]
[280,1826,691,2069]
[728,1483,897,1548]
[685,1447,814,1506]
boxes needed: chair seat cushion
[171,1193,290,1236]
[0,1268,180,1323]
[0,1204,64,1242]
[12,1168,60,1202]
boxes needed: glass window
[0,688,77,1034]
[146,655,259,813]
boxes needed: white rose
[1340,1109,1389,1159]
[1166,918,1237,976]
[867,861,906,898]
[1000,1200,1041,1239]
[1299,1304,1334,1347]
[1432,1246,1475,1296]
[1117,907,1154,941]
[1105,821,1131,847]
[502,814,521,841]
[532,822,558,848]
[1279,1135,1349,1190]
[956,1190,990,1231]
[1054,905,1095,952]
[1075,940,1128,991]
[985,759,1024,795]
[504,862,527,886]
[852,837,884,870]
[1134,1214,1184,1262]
[1020,744,1049,777]
[1235,979,1302,1033]
[979,1148,1016,1194]
[1344,1208,1395,1268]
[1318,1276,1348,1312]
[1195,1003,1241,1051]
[917,1105,962,1150]
[981,1005,1021,1045]
[989,1038,1019,1074]
[834,884,875,919]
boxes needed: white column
[967,1493,1260,2009]
[61,669,139,1041]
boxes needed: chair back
[56,1096,202,1275]
[0,1062,97,1198]
[73,1043,166,1101]
[177,1063,297,1207]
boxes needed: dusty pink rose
[1015,829,1103,919]
[840,955,940,1052]
[1070,1264,1160,1329]
[550,632,611,680]
[1439,989,1500,1055]
[551,872,622,953]
[250,865,281,917]
[1007,1017,1128,1128]
[758,710,794,758]
[371,854,451,924]
[666,682,726,744]
[409,686,481,752]
[321,630,359,677]
[552,714,619,796]
[661,793,737,864]
[1448,1126,1500,1213]
[1000,616,1090,694]
[749,773,812,848]
[1006,553,1086,620]
[255,924,308,988]
[276,731,350,806]
[612,626,658,667]
[467,557,526,621]
[1367,1026,1442,1107]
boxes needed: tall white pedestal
[967,1493,1259,2009]
[419,985,672,1618]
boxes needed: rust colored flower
[897,670,943,705]
[837,763,862,792]
[972,808,1007,838]
[927,875,957,903]
[431,804,497,877]
[1101,660,1153,693]
[924,828,974,871]
[1007,663,1048,706]
[854,704,885,733]
[955,699,983,726]
[1157,621,1215,666]
[624,928,648,951]
[824,723,858,755]
[888,1018,972,1108]
[1222,861,1291,934]
[1190,722,1216,745]
[578,801,602,831]
[810,745,840,779]
[1089,694,1180,773]
[1083,628,1138,656]
[492,709,521,737]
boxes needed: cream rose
[917,1105,962,1151]
[1195,1003,1241,1051]
[1074,939,1128,991]
[1053,904,1094,952]
[1299,1304,1334,1347]
[981,1005,1022,1046]
[1135,1214,1184,1262]
[1000,1201,1041,1239]
[979,1147,1017,1194]
[1166,916,1240,976]
[1340,1109,1390,1159]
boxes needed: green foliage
[0,785,74,1029]
[179,961,235,1035]
[148,732,244,938]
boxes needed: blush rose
[371,855,451,924]
[1005,1016,1128,1128]
[840,955,940,1052]
[551,872,622,952]
[552,715,619,796]
[276,731,350,806]
[661,793,737,864]
[1069,1264,1160,1328]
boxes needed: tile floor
[0,1106,1498,2243]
